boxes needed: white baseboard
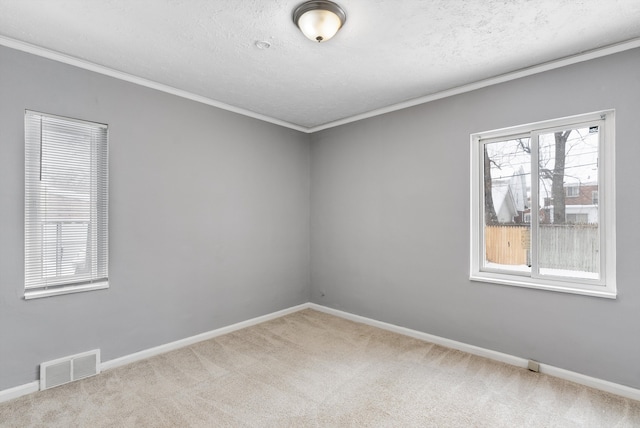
[100,303,311,371]
[2,301,639,404]
[540,364,640,402]
[0,303,311,404]
[307,303,530,368]
[308,303,640,402]
[0,381,39,404]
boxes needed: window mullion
[479,139,487,272]
[530,132,540,278]
[597,119,606,283]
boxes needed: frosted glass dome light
[293,1,346,43]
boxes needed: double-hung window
[25,111,109,299]
[470,111,615,298]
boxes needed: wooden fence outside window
[485,224,599,272]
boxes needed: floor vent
[40,349,101,390]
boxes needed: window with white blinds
[25,111,109,299]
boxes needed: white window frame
[24,110,109,299]
[470,110,616,299]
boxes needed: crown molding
[0,36,308,133]
[307,37,640,133]
[2,35,639,134]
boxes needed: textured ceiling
[1,0,640,131]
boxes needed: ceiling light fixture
[293,0,346,43]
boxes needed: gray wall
[0,45,310,390]
[2,42,639,393]
[311,48,640,389]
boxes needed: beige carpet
[1,309,639,427]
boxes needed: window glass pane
[41,222,89,279]
[537,126,599,280]
[40,122,92,282]
[483,138,531,273]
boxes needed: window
[566,213,589,224]
[566,186,580,197]
[25,111,109,299]
[592,190,599,205]
[470,111,616,298]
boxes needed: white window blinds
[25,111,109,299]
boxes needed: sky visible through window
[486,126,599,215]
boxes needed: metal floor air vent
[40,349,101,390]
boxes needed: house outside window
[25,111,109,299]
[470,111,616,298]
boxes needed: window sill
[470,272,616,299]
[24,281,109,300]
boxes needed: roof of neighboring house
[492,171,528,219]
[492,181,517,218]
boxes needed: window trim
[24,110,109,300]
[470,110,616,299]
[24,281,109,300]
